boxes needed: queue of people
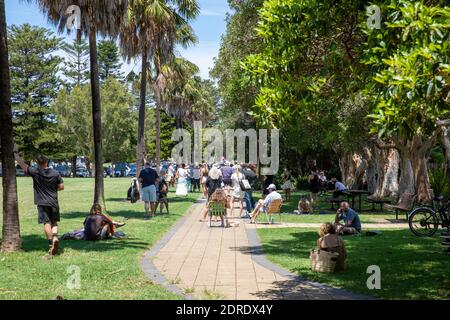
[13,149,359,274]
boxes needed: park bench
[366,195,392,211]
[383,192,416,220]
[326,198,342,210]
[264,198,283,224]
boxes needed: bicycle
[408,197,450,237]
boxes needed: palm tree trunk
[156,101,161,168]
[0,0,21,252]
[88,6,105,209]
[136,50,148,178]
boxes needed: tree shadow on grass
[62,210,184,220]
[20,234,149,253]
[254,229,450,299]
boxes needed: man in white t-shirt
[250,184,282,223]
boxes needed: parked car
[126,164,137,177]
[76,167,90,178]
[56,165,71,177]
[16,165,25,176]
[114,162,130,177]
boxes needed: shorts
[141,185,157,202]
[223,178,232,186]
[339,226,360,235]
[38,205,60,224]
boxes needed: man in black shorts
[15,152,64,256]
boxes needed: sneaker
[50,236,59,255]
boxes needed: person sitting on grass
[84,204,125,241]
[200,187,230,226]
[317,222,347,271]
[334,201,361,235]
[250,184,282,224]
[298,197,311,214]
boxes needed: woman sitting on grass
[298,197,311,214]
[317,223,347,271]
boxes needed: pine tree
[98,39,123,81]
[62,39,90,88]
[9,23,63,160]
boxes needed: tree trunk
[88,8,105,209]
[365,145,399,197]
[396,136,434,203]
[136,51,147,178]
[71,155,77,177]
[411,151,432,204]
[338,151,365,189]
[398,154,415,196]
[380,149,399,197]
[0,0,21,252]
[175,115,183,130]
[156,101,161,168]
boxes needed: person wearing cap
[250,184,282,223]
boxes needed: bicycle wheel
[408,208,439,237]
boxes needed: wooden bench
[366,196,392,211]
[326,198,342,210]
[383,192,416,220]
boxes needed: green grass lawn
[252,191,400,223]
[257,227,450,300]
[0,177,199,300]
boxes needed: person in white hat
[250,184,282,223]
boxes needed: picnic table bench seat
[326,198,342,210]
[366,196,392,211]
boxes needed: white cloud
[200,9,226,17]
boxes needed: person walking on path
[139,162,159,217]
[15,152,64,256]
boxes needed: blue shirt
[339,208,361,232]
[139,168,158,188]
[335,181,347,191]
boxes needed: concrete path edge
[139,201,204,300]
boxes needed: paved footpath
[141,199,374,300]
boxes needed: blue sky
[5,0,230,79]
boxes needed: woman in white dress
[230,165,245,217]
[176,163,189,196]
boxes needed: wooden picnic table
[343,189,371,211]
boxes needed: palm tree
[0,0,21,252]
[34,0,128,208]
[120,0,199,173]
[160,57,201,128]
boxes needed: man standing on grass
[139,162,159,217]
[14,151,64,256]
